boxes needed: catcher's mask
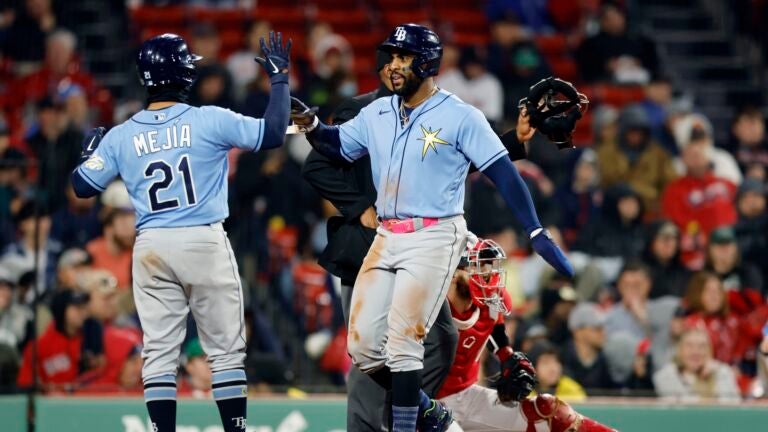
[519,77,589,149]
[466,239,509,315]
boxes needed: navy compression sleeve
[71,169,100,198]
[259,75,290,150]
[482,156,542,235]
[306,122,346,162]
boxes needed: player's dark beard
[393,71,423,98]
[146,84,191,105]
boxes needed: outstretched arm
[254,31,292,150]
[482,157,574,278]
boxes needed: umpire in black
[302,50,457,431]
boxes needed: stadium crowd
[0,0,768,405]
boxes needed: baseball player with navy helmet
[290,23,574,432]
[70,32,292,432]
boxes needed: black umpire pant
[341,284,458,431]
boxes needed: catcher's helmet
[137,34,202,88]
[466,239,509,315]
[379,24,442,79]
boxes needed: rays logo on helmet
[394,26,407,41]
[144,71,151,79]
[84,155,105,171]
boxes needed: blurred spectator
[17,289,89,388]
[639,77,674,149]
[55,247,90,291]
[485,16,550,119]
[560,302,615,393]
[1,0,56,67]
[672,115,742,185]
[189,23,235,109]
[56,83,91,131]
[239,69,271,119]
[555,149,602,247]
[704,226,764,309]
[305,33,356,122]
[573,184,644,260]
[597,104,677,214]
[538,283,577,345]
[77,269,142,391]
[5,29,113,126]
[653,328,741,402]
[729,106,768,180]
[86,181,135,290]
[0,118,28,246]
[244,307,290,386]
[604,262,679,371]
[49,182,100,250]
[485,1,553,33]
[734,179,768,274]
[181,337,212,396]
[758,323,768,398]
[439,46,503,125]
[575,2,658,84]
[681,272,744,366]
[26,96,83,211]
[603,332,654,393]
[0,200,60,295]
[592,105,620,148]
[0,267,32,352]
[528,340,586,401]
[226,20,271,103]
[662,137,738,270]
[641,220,690,298]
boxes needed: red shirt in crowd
[87,326,142,388]
[661,173,737,268]
[86,237,132,289]
[684,313,743,365]
[437,289,513,399]
[17,322,82,387]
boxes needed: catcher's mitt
[519,77,589,150]
[497,351,537,403]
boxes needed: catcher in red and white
[436,237,617,432]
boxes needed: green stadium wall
[1,396,767,431]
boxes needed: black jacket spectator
[573,184,646,259]
[575,3,658,83]
[642,220,691,298]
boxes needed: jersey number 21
[144,155,196,212]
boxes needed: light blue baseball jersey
[339,89,508,219]
[76,103,264,229]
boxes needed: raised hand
[254,31,292,78]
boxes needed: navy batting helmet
[136,34,202,88]
[379,24,442,79]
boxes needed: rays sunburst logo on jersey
[418,124,450,160]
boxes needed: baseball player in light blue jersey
[290,24,575,432]
[70,32,292,432]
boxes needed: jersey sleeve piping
[76,166,107,191]
[477,148,509,172]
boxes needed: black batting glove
[79,126,106,164]
[254,31,292,79]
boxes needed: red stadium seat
[383,10,431,27]
[535,34,569,57]
[571,110,594,146]
[130,6,186,27]
[190,8,244,28]
[357,74,381,94]
[593,84,646,107]
[435,9,487,33]
[451,31,489,47]
[548,57,579,83]
[314,10,369,32]
[249,7,305,26]
[372,0,419,10]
